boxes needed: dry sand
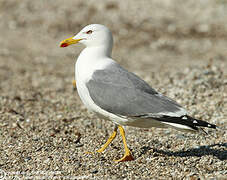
[0,0,226,179]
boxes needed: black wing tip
[153,115,217,130]
[207,123,217,129]
[185,115,217,129]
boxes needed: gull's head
[60,24,113,48]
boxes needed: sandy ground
[0,0,226,179]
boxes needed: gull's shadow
[140,143,227,161]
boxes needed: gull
[60,24,216,162]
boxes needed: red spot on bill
[60,43,68,47]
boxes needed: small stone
[90,170,98,174]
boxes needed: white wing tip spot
[208,124,211,127]
[193,120,198,124]
[182,116,187,120]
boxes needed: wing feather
[86,63,186,117]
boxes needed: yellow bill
[60,37,82,47]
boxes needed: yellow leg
[97,126,118,153]
[114,125,134,162]
[72,79,76,90]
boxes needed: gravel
[0,0,226,179]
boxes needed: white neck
[83,44,112,58]
[75,45,114,83]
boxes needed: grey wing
[86,63,186,117]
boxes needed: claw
[114,153,134,162]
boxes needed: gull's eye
[86,30,93,34]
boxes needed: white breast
[75,49,108,111]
